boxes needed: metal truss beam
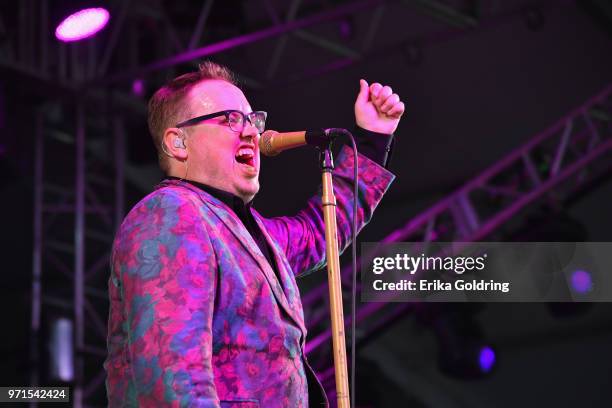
[293,29,362,59]
[94,0,568,88]
[360,4,387,52]
[92,0,528,87]
[30,99,126,407]
[98,0,133,76]
[266,0,303,79]
[275,0,573,85]
[188,0,216,51]
[4,0,569,92]
[402,0,479,28]
[97,0,387,85]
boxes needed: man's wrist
[351,126,394,168]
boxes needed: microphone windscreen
[260,130,280,157]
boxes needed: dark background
[1,0,611,406]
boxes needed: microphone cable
[347,131,358,408]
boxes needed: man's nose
[241,120,259,140]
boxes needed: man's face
[181,79,261,203]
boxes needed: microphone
[259,129,335,156]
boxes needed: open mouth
[235,147,255,168]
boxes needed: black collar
[164,177,279,275]
[165,176,252,214]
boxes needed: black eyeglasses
[176,110,267,134]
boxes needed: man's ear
[162,128,188,160]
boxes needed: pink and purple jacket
[105,146,395,407]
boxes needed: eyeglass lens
[227,111,266,133]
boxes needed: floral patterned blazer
[105,146,395,407]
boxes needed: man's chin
[236,182,259,203]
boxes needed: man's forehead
[188,79,252,114]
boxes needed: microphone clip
[306,128,346,151]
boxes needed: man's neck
[165,175,253,206]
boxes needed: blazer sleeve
[261,145,395,277]
[106,189,220,407]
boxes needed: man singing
[105,61,404,407]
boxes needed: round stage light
[132,79,145,97]
[570,270,592,294]
[478,346,496,373]
[55,7,110,42]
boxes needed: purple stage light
[479,346,495,373]
[338,19,352,39]
[132,79,145,97]
[571,270,592,294]
[55,7,110,42]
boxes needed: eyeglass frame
[175,109,268,134]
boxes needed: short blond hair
[147,61,237,172]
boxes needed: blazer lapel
[252,212,307,333]
[197,192,306,333]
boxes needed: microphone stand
[318,139,350,408]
